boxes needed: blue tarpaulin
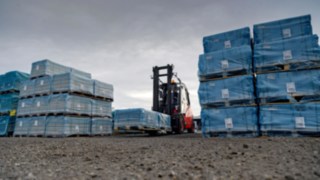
[256,69,320,102]
[201,106,258,137]
[198,75,255,107]
[203,27,251,53]
[254,15,312,44]
[0,93,19,113]
[0,71,29,92]
[254,35,320,71]
[198,46,252,79]
[0,116,15,136]
[260,103,320,134]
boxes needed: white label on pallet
[283,50,293,60]
[225,118,233,129]
[209,83,215,87]
[283,28,291,38]
[80,84,84,89]
[36,65,39,70]
[99,125,103,131]
[221,60,229,69]
[19,121,23,127]
[224,40,231,48]
[75,125,79,132]
[77,104,81,109]
[295,117,305,128]
[23,85,27,91]
[21,102,25,108]
[37,101,41,107]
[100,107,103,111]
[267,74,276,80]
[40,80,44,86]
[221,89,229,99]
[286,82,296,93]
[34,120,38,126]
[205,55,212,60]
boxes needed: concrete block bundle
[0,71,29,136]
[14,59,114,137]
[113,108,171,132]
[199,28,258,137]
[254,15,320,136]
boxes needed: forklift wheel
[187,126,195,133]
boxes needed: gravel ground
[0,133,320,180]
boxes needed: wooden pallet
[260,130,320,137]
[199,69,251,82]
[255,60,320,74]
[0,89,19,95]
[258,94,320,105]
[203,130,259,138]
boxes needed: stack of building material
[113,108,171,132]
[254,15,320,136]
[199,27,258,137]
[0,71,29,136]
[14,59,113,137]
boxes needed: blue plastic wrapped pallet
[254,15,312,44]
[198,46,252,79]
[31,59,91,79]
[256,69,320,103]
[49,94,92,115]
[113,108,171,130]
[0,94,19,113]
[91,117,113,135]
[45,116,91,137]
[52,73,94,95]
[34,76,51,95]
[19,79,35,98]
[92,100,112,117]
[14,117,31,136]
[0,71,29,92]
[201,106,258,137]
[30,96,50,115]
[198,75,255,107]
[17,98,34,116]
[254,35,320,72]
[0,116,15,136]
[28,116,46,136]
[203,27,251,53]
[94,80,113,100]
[260,103,320,136]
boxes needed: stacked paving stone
[254,15,320,136]
[14,59,113,137]
[0,71,29,136]
[198,27,258,137]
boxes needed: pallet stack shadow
[0,71,29,136]
[14,60,113,137]
[113,108,171,133]
[198,27,258,137]
[254,15,320,136]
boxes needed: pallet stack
[198,27,258,137]
[0,71,29,136]
[113,108,171,133]
[14,59,114,137]
[254,15,320,136]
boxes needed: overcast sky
[1,0,320,115]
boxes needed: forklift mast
[152,64,173,115]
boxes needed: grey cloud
[1,0,320,115]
